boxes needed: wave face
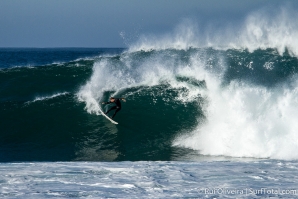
[2,5,298,161]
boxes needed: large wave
[77,4,298,160]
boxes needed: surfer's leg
[111,107,121,119]
[105,106,117,114]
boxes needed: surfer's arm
[121,98,126,102]
[102,101,111,104]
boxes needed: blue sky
[0,0,297,47]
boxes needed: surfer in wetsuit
[102,97,126,119]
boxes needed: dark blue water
[0,48,124,68]
[1,48,298,162]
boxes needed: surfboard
[99,108,118,124]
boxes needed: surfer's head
[110,97,115,102]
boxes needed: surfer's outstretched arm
[102,98,125,104]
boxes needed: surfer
[102,97,126,119]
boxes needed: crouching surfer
[102,97,126,119]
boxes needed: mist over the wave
[129,5,298,56]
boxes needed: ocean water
[1,47,298,162]
[2,6,298,198]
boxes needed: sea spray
[129,5,298,56]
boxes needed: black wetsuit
[104,98,122,119]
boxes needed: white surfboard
[99,108,118,124]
